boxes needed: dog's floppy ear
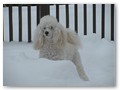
[53,23,67,48]
[66,29,81,48]
[33,24,44,50]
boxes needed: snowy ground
[3,34,115,87]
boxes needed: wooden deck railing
[3,4,115,42]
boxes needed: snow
[3,34,115,86]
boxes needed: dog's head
[33,15,67,49]
[39,15,58,39]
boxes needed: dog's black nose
[45,31,49,35]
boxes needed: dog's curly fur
[33,15,88,81]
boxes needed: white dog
[33,15,88,81]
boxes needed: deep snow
[3,34,115,87]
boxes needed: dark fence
[3,4,115,42]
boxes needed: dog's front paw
[52,56,64,60]
[52,56,59,60]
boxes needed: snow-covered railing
[3,4,115,42]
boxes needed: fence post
[37,5,41,25]
[66,4,69,28]
[40,4,50,18]
[9,4,13,41]
[93,4,96,33]
[84,4,87,35]
[111,4,114,41]
[56,4,59,22]
[3,17,4,41]
[101,4,105,39]
[18,4,22,42]
[74,4,78,33]
[28,5,31,42]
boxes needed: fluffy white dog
[33,15,88,81]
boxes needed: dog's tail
[66,29,81,48]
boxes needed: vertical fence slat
[111,4,114,41]
[28,5,31,42]
[9,5,13,41]
[101,4,105,38]
[74,4,78,33]
[18,5,22,42]
[93,4,96,33]
[56,4,59,21]
[84,4,87,35]
[66,4,69,28]
[3,19,4,41]
[40,4,50,18]
[37,5,41,25]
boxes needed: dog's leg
[72,51,89,81]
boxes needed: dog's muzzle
[45,31,49,36]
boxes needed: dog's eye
[43,27,46,30]
[50,26,53,30]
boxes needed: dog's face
[41,23,56,39]
[39,15,58,40]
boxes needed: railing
[3,4,115,42]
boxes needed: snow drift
[3,34,115,87]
